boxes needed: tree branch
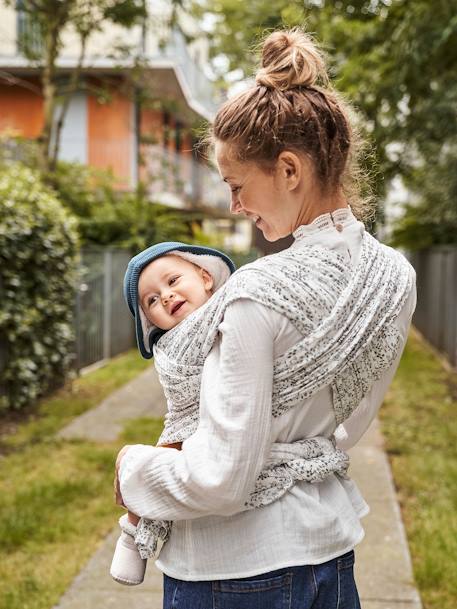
[0,71,42,95]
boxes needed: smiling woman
[114,28,416,609]
[212,30,373,242]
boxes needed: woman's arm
[118,299,275,521]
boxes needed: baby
[110,241,235,586]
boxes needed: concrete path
[57,367,167,442]
[54,366,422,609]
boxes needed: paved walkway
[54,366,422,609]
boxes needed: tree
[4,0,146,174]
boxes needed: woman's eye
[231,186,241,194]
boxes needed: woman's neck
[294,191,348,229]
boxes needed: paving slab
[57,366,167,442]
[53,529,164,609]
[350,420,422,608]
[53,366,422,609]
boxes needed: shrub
[49,162,192,250]
[0,164,79,411]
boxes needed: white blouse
[119,208,416,581]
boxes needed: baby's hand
[157,442,182,450]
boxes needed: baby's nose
[162,291,174,304]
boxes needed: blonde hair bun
[256,29,328,91]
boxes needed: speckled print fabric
[133,232,415,559]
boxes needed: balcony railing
[142,145,228,211]
[151,28,219,119]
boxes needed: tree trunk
[50,33,88,172]
[40,19,60,174]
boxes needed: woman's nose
[230,193,243,214]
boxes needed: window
[16,0,43,58]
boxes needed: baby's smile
[170,300,186,316]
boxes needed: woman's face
[215,140,313,241]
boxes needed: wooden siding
[0,83,43,137]
[87,88,133,187]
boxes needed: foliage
[48,161,193,250]
[0,351,154,609]
[380,331,457,609]
[194,0,457,246]
[389,147,457,250]
[0,164,79,411]
[0,349,149,451]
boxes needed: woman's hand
[114,445,132,507]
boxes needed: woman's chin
[260,225,286,243]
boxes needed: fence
[408,247,457,367]
[75,249,135,371]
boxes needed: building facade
[0,1,246,227]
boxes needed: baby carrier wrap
[127,232,415,559]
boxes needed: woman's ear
[276,150,303,191]
[201,268,214,292]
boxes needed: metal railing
[143,146,229,210]
[408,247,457,367]
[74,249,135,371]
[157,28,219,116]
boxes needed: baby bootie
[110,513,147,585]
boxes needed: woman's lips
[171,301,186,315]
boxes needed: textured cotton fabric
[132,214,413,560]
[119,208,417,581]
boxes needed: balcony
[149,28,219,120]
[142,145,229,212]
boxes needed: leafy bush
[49,162,192,250]
[0,164,79,411]
[389,156,457,251]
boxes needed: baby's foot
[110,514,147,585]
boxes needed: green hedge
[0,164,79,411]
[48,162,192,250]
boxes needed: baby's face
[138,255,214,330]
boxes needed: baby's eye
[148,295,158,307]
[169,275,180,285]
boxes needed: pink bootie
[110,514,147,586]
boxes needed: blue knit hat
[124,242,236,359]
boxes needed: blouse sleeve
[118,299,275,521]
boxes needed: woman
[116,29,416,608]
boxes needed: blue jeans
[163,550,361,609]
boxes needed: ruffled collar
[292,207,357,242]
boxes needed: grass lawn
[1,334,456,609]
[380,330,457,609]
[0,351,163,609]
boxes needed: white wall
[55,91,87,164]
[0,6,19,57]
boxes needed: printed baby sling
[123,232,415,559]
